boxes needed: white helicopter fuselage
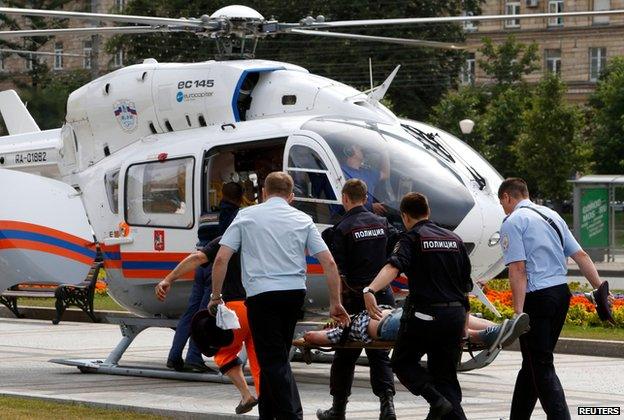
[0,58,505,318]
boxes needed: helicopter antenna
[369,57,373,91]
[367,65,400,103]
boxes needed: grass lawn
[0,396,168,419]
[16,294,127,312]
[561,324,624,341]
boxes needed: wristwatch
[363,287,375,295]
[210,293,222,301]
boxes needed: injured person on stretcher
[303,307,529,353]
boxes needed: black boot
[316,396,348,420]
[379,390,397,420]
[420,384,453,420]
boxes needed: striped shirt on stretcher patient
[303,308,530,352]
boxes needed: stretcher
[291,337,502,372]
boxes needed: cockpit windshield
[301,119,475,230]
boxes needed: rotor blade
[0,7,206,28]
[0,26,175,38]
[289,29,465,49]
[0,48,86,57]
[302,9,624,28]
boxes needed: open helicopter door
[0,169,95,293]
[283,133,344,310]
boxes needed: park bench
[0,261,103,324]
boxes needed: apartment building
[0,0,125,88]
[462,0,624,102]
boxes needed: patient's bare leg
[468,314,496,330]
[303,330,333,345]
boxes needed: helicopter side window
[125,157,195,229]
[105,169,120,214]
[286,145,338,225]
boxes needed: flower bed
[470,280,624,328]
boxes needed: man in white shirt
[209,171,349,420]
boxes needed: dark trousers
[168,265,211,364]
[510,283,571,420]
[247,289,306,420]
[392,306,467,420]
[331,286,395,399]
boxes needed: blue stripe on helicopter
[121,261,179,270]
[0,229,96,259]
[104,251,122,260]
[231,67,285,122]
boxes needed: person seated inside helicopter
[303,308,530,353]
[236,72,259,121]
[340,144,390,215]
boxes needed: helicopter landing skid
[50,316,253,384]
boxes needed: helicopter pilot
[340,144,390,216]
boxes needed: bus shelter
[570,175,624,262]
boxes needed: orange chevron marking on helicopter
[0,239,94,265]
[0,220,94,248]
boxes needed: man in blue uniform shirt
[498,178,608,420]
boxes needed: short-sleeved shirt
[500,199,581,293]
[387,220,472,310]
[219,196,328,297]
[200,236,245,302]
[341,164,381,211]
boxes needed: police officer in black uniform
[317,179,398,420]
[364,192,472,420]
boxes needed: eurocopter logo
[113,100,138,133]
[176,91,214,103]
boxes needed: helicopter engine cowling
[63,59,399,177]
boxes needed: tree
[428,35,539,176]
[480,86,530,176]
[109,0,482,120]
[588,56,624,173]
[514,74,589,202]
[478,36,539,88]
[427,85,488,151]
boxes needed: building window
[548,0,564,26]
[593,0,610,25]
[462,10,477,32]
[83,40,92,69]
[505,1,521,28]
[113,48,123,67]
[24,52,33,70]
[589,47,607,81]
[545,49,562,75]
[54,42,63,70]
[460,53,476,85]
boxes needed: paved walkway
[0,318,622,419]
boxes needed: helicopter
[1,4,620,379]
